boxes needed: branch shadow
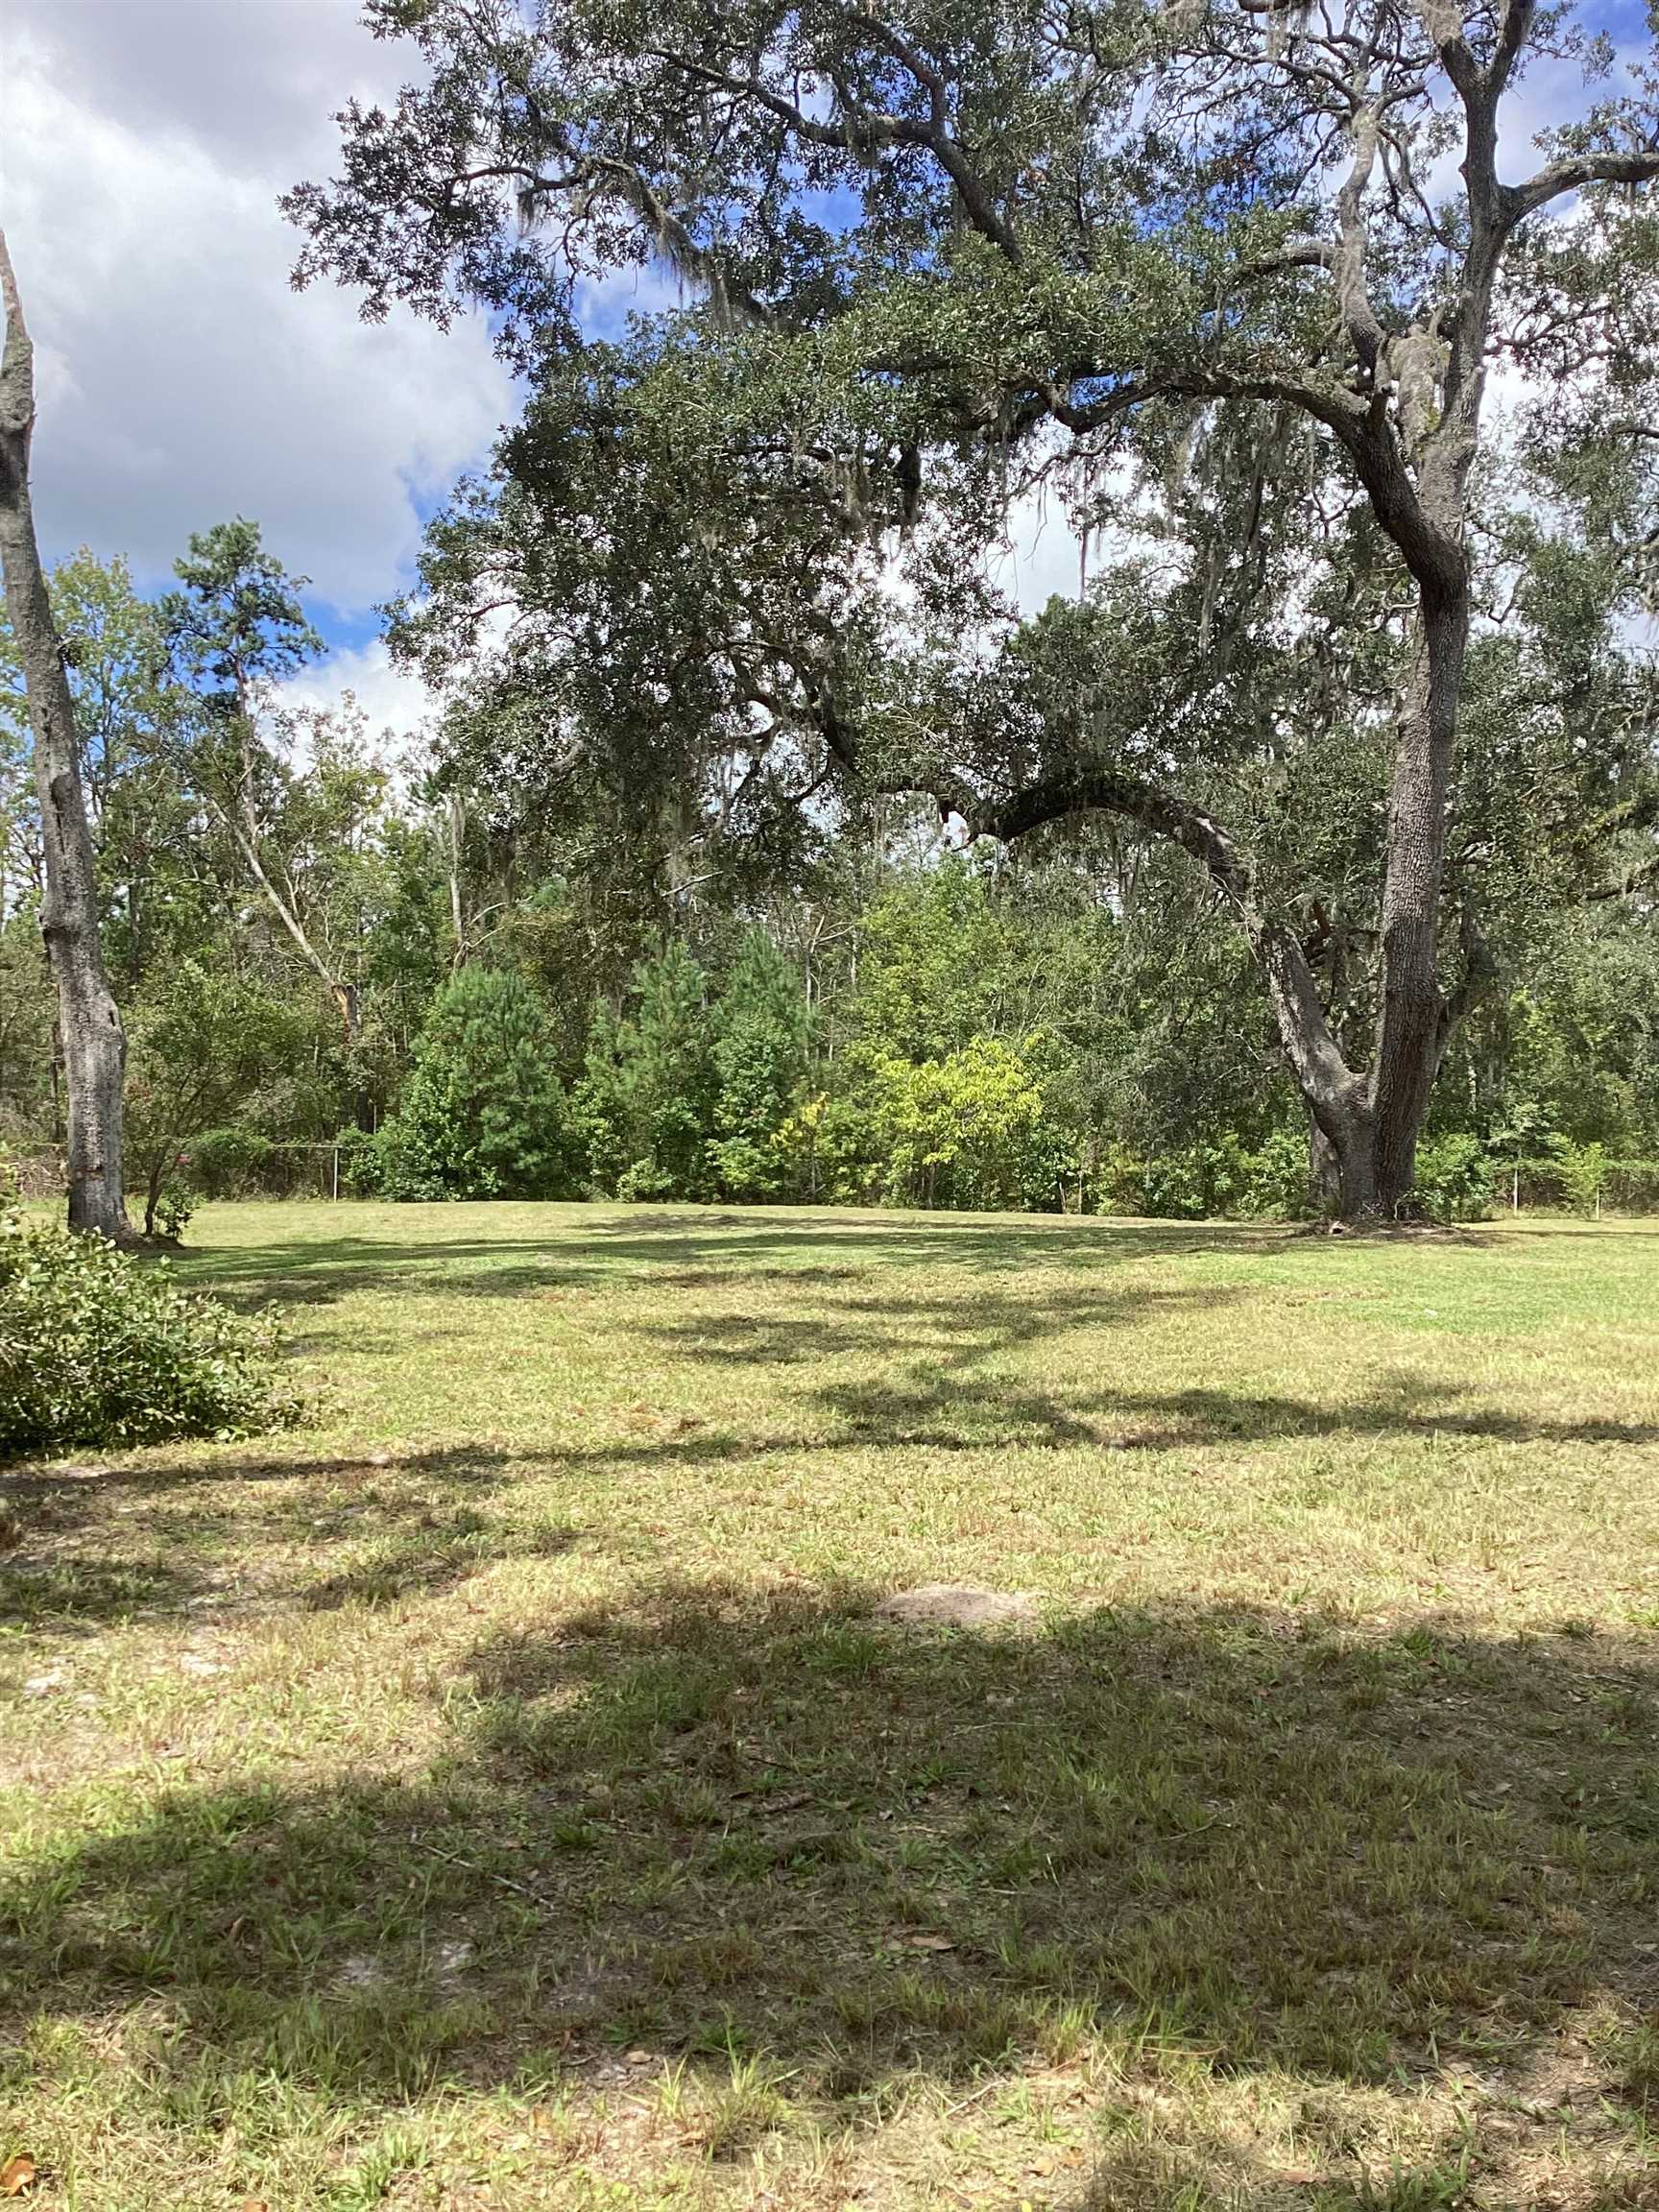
[0,1447,580,1633]
[170,1210,1287,1313]
[3,1581,1656,2200]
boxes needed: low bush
[1412,1133,1495,1222]
[0,1189,297,1460]
[187,1126,278,1200]
[1094,1132,1314,1220]
[334,1125,383,1198]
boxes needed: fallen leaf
[0,2155,36,2197]
[903,1932,956,1952]
[757,1790,814,1815]
[239,2200,272,2212]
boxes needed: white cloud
[993,485,1091,616]
[0,0,514,624]
[279,638,438,755]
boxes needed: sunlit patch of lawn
[2,1201,1657,2209]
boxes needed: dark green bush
[333,1126,383,1198]
[1098,1133,1313,1221]
[187,1127,278,1199]
[0,1194,297,1460]
[378,967,573,1201]
[1412,1133,1495,1222]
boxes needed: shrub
[187,1127,277,1200]
[1550,1137,1612,1217]
[1140,1141,1232,1220]
[1093,1132,1312,1220]
[333,1125,383,1198]
[379,967,572,1201]
[151,1178,195,1242]
[124,960,307,1236]
[0,1190,296,1459]
[1090,1142,1151,1215]
[1412,1133,1494,1222]
[868,1036,1076,1212]
[1233,1129,1315,1219]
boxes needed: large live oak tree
[0,230,134,1241]
[289,0,1659,1216]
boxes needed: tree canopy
[285,0,1659,1214]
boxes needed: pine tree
[574,945,717,1200]
[709,933,811,1201]
[379,967,570,1199]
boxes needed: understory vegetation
[5,535,1659,1229]
[0,1178,293,1459]
[1,1202,1656,2208]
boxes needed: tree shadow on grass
[0,1448,581,1633]
[627,1262,1659,1454]
[783,1372,1659,1453]
[170,1211,1286,1312]
[0,1550,204,1634]
[6,1342,1653,1647]
[4,1578,1656,2200]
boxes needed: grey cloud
[0,0,511,613]
[3,0,409,171]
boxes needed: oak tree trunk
[1308,1115,1342,1214]
[0,230,134,1242]
[1365,590,1468,1214]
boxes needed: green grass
[3,1200,1658,2210]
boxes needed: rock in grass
[873,1583,1038,1630]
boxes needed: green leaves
[0,1190,297,1459]
[376,966,575,1201]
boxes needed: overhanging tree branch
[899,761,1364,1124]
[1506,147,1659,223]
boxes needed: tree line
[2,0,1657,1232]
[3,529,1658,1228]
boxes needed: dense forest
[3,523,1656,1230]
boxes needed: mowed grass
[3,1202,1659,2212]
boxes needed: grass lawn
[3,1201,1659,2211]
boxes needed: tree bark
[1366,588,1469,1211]
[0,230,134,1242]
[1308,1115,1342,1213]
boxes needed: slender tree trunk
[0,230,134,1242]
[446,790,467,971]
[145,1153,168,1241]
[226,795,374,1126]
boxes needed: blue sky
[0,0,518,736]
